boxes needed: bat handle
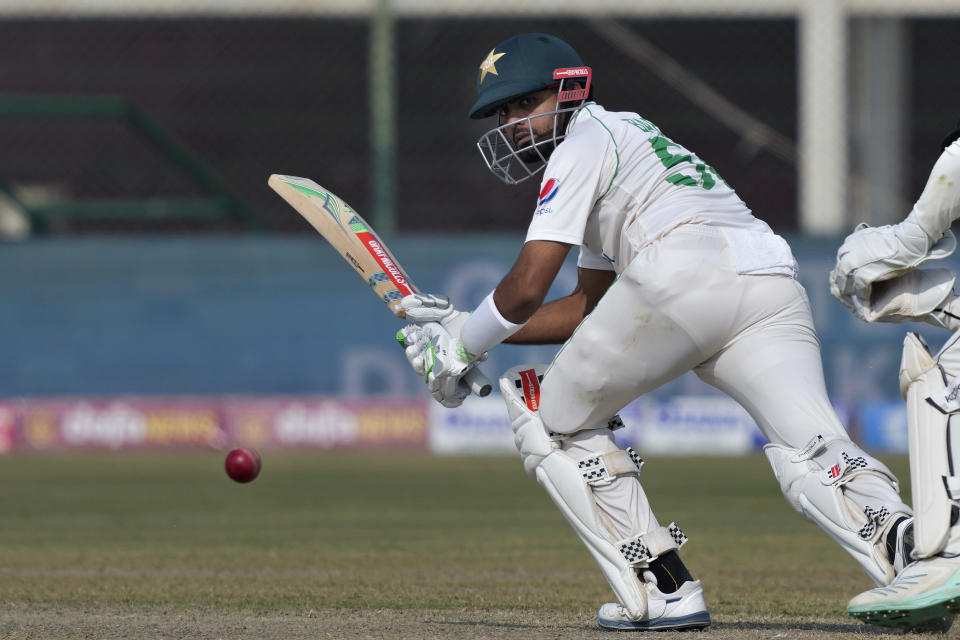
[464,367,493,397]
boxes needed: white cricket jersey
[911,138,960,238]
[524,103,797,276]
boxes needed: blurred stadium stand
[2,2,960,451]
[0,2,954,235]
[0,94,259,232]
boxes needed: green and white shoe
[847,557,960,630]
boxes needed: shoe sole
[597,611,711,632]
[847,570,960,630]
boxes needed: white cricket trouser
[537,223,909,580]
[540,224,847,450]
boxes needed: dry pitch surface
[0,451,951,639]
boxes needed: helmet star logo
[479,49,506,83]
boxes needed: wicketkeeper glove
[835,267,956,325]
[830,213,956,313]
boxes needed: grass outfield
[0,451,933,639]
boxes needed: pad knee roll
[764,435,911,585]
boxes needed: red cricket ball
[224,447,262,483]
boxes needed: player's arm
[453,239,571,354]
[505,265,615,344]
[494,240,573,322]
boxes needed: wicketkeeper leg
[900,332,960,559]
[846,333,960,628]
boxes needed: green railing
[0,95,261,232]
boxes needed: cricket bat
[268,174,493,398]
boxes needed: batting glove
[400,293,471,336]
[397,321,483,408]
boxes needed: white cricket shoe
[597,579,710,631]
[847,556,960,630]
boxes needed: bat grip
[464,367,493,397]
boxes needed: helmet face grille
[475,101,583,185]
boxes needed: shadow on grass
[714,619,942,635]
[428,618,932,636]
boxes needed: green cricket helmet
[470,33,592,185]
[469,33,585,120]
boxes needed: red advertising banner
[2,396,427,453]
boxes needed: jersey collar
[566,101,598,134]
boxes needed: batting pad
[536,451,649,620]
[765,434,910,586]
[500,364,689,621]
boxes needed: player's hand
[832,266,955,325]
[421,322,480,408]
[862,267,956,324]
[831,219,932,297]
[400,293,471,335]
[830,216,955,313]
[397,321,483,408]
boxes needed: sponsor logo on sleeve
[538,178,560,205]
[536,178,559,215]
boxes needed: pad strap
[806,438,899,542]
[579,448,644,485]
[617,523,688,566]
[819,450,892,487]
[793,434,899,489]
[858,506,893,542]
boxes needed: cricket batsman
[398,33,916,631]
[830,119,960,629]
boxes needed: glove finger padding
[398,325,430,376]
[834,224,900,296]
[829,268,868,322]
[832,220,955,303]
[401,293,454,324]
[421,322,480,408]
[865,268,956,323]
[400,293,474,337]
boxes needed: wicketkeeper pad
[500,364,688,621]
[901,332,960,559]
